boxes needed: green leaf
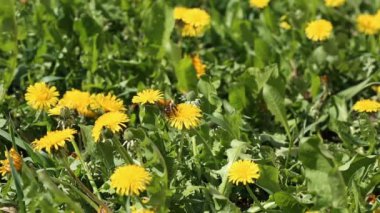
[0,0,17,90]
[299,137,347,208]
[228,83,247,110]
[337,77,372,100]
[256,165,281,194]
[263,77,291,140]
[274,192,305,213]
[174,56,197,92]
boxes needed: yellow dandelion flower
[191,54,206,78]
[25,82,59,110]
[91,93,125,113]
[173,7,188,21]
[0,148,23,176]
[352,99,380,113]
[357,14,380,35]
[132,208,155,213]
[305,19,333,41]
[48,105,64,116]
[58,89,95,117]
[324,0,345,7]
[32,129,77,154]
[92,111,129,142]
[168,103,202,130]
[249,0,270,9]
[110,164,152,196]
[132,89,163,105]
[174,7,211,37]
[280,21,291,30]
[228,160,260,185]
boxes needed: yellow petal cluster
[191,54,206,78]
[92,111,129,142]
[249,0,270,9]
[0,148,23,176]
[91,93,125,113]
[305,19,333,41]
[280,21,291,30]
[228,160,260,185]
[110,164,152,196]
[352,99,380,113]
[174,7,211,37]
[132,89,163,105]
[32,129,77,154]
[50,89,95,117]
[25,82,59,110]
[168,103,202,130]
[357,14,380,35]
[324,0,345,7]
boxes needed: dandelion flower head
[25,82,59,110]
[168,103,202,130]
[0,148,23,176]
[357,14,380,35]
[249,0,270,9]
[305,19,333,41]
[192,54,206,78]
[352,99,380,113]
[92,111,129,142]
[91,93,125,113]
[132,89,163,105]
[228,160,260,185]
[174,7,210,37]
[110,164,152,196]
[56,89,95,117]
[324,0,345,7]
[32,129,77,154]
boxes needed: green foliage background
[0,0,380,212]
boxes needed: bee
[157,99,178,117]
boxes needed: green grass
[0,0,380,212]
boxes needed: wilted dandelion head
[305,19,333,41]
[132,89,163,105]
[191,54,206,78]
[168,103,202,130]
[173,7,210,37]
[32,129,77,154]
[352,99,380,113]
[91,93,125,113]
[58,89,95,117]
[228,160,260,185]
[110,164,152,196]
[0,148,23,176]
[25,82,59,110]
[324,0,345,7]
[249,0,270,9]
[357,14,380,35]
[92,111,129,142]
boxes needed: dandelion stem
[245,185,265,211]
[71,140,101,199]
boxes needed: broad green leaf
[228,83,247,110]
[0,0,17,90]
[263,77,291,140]
[174,56,197,92]
[274,192,305,213]
[337,77,372,100]
[256,165,281,194]
[299,137,347,208]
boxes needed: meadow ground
[0,0,380,212]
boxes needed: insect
[157,99,178,117]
